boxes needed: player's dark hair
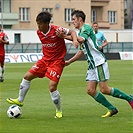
[71,10,86,22]
[92,22,98,25]
[36,11,52,23]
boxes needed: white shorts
[86,62,110,82]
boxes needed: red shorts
[0,55,4,66]
[29,59,65,83]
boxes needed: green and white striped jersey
[79,24,106,69]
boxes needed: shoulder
[98,30,104,34]
[81,24,93,32]
[0,31,7,37]
[84,24,92,30]
[50,24,59,30]
[0,31,5,35]
[51,25,69,35]
[37,30,41,34]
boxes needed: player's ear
[78,17,82,22]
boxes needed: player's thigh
[86,81,97,95]
[0,56,4,66]
[23,71,38,81]
[96,62,110,82]
[29,59,47,78]
[46,60,65,83]
[87,81,97,89]
[49,80,58,92]
[86,68,97,81]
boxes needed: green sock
[110,88,132,102]
[93,92,115,110]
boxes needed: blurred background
[0,0,132,56]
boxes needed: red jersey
[0,31,9,56]
[37,25,68,61]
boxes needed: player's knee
[23,72,36,81]
[86,88,96,96]
[100,87,110,94]
[49,85,58,92]
[53,99,59,104]
[50,88,56,92]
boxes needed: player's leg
[46,60,65,118]
[18,72,38,102]
[86,81,118,117]
[0,67,4,82]
[0,57,4,82]
[6,72,37,106]
[49,80,62,118]
[98,62,133,110]
[86,66,118,117]
[6,59,46,106]
[0,65,2,80]
[99,83,133,110]
[110,88,133,108]
[1,66,4,79]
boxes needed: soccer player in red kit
[6,11,79,118]
[0,24,9,82]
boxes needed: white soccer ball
[7,105,22,118]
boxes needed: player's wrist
[68,60,72,64]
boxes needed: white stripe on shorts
[86,62,110,82]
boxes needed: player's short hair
[36,11,52,23]
[71,10,86,22]
[92,22,98,25]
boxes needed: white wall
[102,30,132,42]
[5,29,40,43]
[4,29,133,44]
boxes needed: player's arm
[0,39,9,44]
[0,34,9,45]
[99,39,108,50]
[77,36,85,43]
[65,50,84,66]
[56,29,84,45]
[68,29,79,49]
[63,32,85,44]
[60,33,85,44]
[100,34,108,50]
[102,39,108,48]
[56,28,79,48]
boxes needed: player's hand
[99,46,103,50]
[56,28,66,38]
[72,41,79,49]
[65,60,71,66]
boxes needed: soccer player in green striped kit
[56,10,133,117]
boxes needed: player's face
[71,15,80,29]
[92,24,99,33]
[36,20,49,33]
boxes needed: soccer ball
[7,105,22,118]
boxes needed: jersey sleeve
[101,34,106,41]
[79,26,92,41]
[57,27,69,35]
[4,33,9,41]
[62,27,69,35]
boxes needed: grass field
[0,60,132,133]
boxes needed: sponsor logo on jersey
[42,43,56,47]
[51,35,56,38]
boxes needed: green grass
[0,60,132,133]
